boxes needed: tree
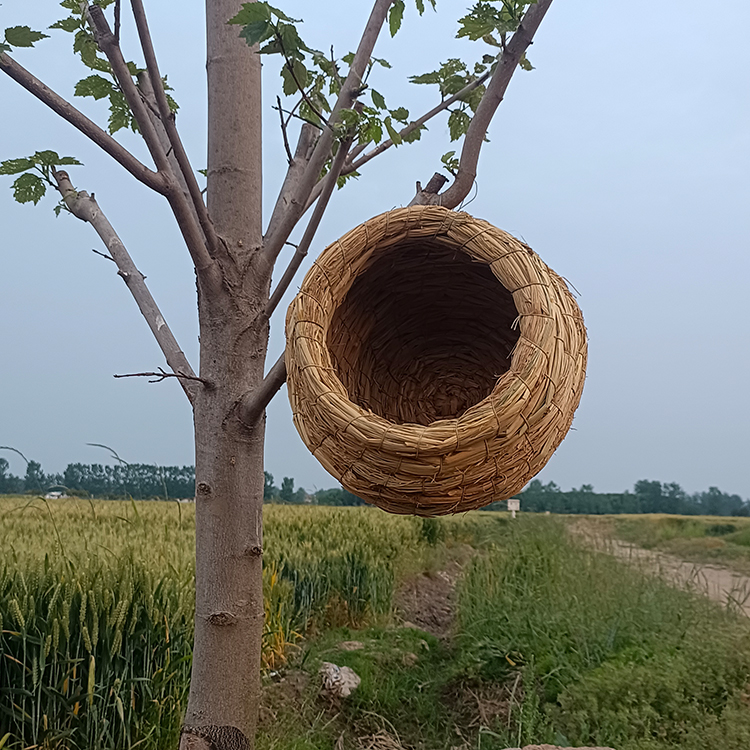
[1,1,555,747]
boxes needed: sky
[1,1,749,497]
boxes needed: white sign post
[507,497,520,519]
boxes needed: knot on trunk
[181,724,251,750]
[207,611,238,626]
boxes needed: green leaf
[60,0,81,10]
[448,109,471,141]
[229,3,273,25]
[108,89,134,134]
[371,56,392,69]
[519,53,534,71]
[280,59,308,96]
[388,0,405,37]
[32,150,62,167]
[0,42,10,53]
[402,124,426,143]
[12,173,46,205]
[57,156,83,166]
[4,26,50,48]
[440,150,459,175]
[383,116,402,146]
[0,158,35,175]
[371,89,386,110]
[49,17,81,33]
[239,20,273,47]
[74,74,113,100]
[389,106,409,123]
[415,0,425,14]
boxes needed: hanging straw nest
[285,206,587,516]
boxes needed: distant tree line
[489,479,750,517]
[263,472,365,506]
[2,456,747,515]
[0,458,195,499]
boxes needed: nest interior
[328,240,520,426]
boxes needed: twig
[0,53,166,193]
[54,170,202,404]
[277,95,293,164]
[114,367,209,385]
[276,30,329,127]
[238,353,287,427]
[262,0,393,264]
[91,247,116,262]
[114,0,121,42]
[266,131,355,318]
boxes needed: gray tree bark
[179,2,268,749]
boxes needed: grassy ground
[258,516,750,750]
[3,500,750,749]
[612,514,750,573]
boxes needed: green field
[2,498,750,749]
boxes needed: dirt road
[571,520,750,617]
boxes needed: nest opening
[327,241,520,426]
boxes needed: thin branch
[262,0,394,264]
[349,70,492,171]
[266,132,355,318]
[129,0,226,265]
[238,353,287,427]
[114,367,209,385]
[264,122,319,243]
[417,0,555,208]
[54,169,203,404]
[86,6,171,174]
[0,52,166,193]
[277,96,293,164]
[85,5,218,277]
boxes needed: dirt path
[571,520,750,616]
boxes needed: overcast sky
[2,1,749,497]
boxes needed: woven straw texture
[285,206,587,516]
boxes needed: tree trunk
[181,2,268,749]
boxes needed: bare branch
[266,133,355,319]
[264,122,319,241]
[415,0,555,208]
[238,353,287,427]
[54,169,202,404]
[262,0,394,264]
[276,96,293,164]
[114,367,209,386]
[130,0,226,265]
[0,52,167,193]
[85,6,218,277]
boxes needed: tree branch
[85,5,218,278]
[54,169,202,404]
[349,70,491,171]
[414,0,554,208]
[262,0,394,264]
[303,70,492,211]
[130,0,226,265]
[266,132,354,318]
[238,353,287,427]
[264,122,319,242]
[0,52,166,194]
[114,367,209,385]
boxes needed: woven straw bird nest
[285,206,587,516]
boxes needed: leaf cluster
[0,151,82,213]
